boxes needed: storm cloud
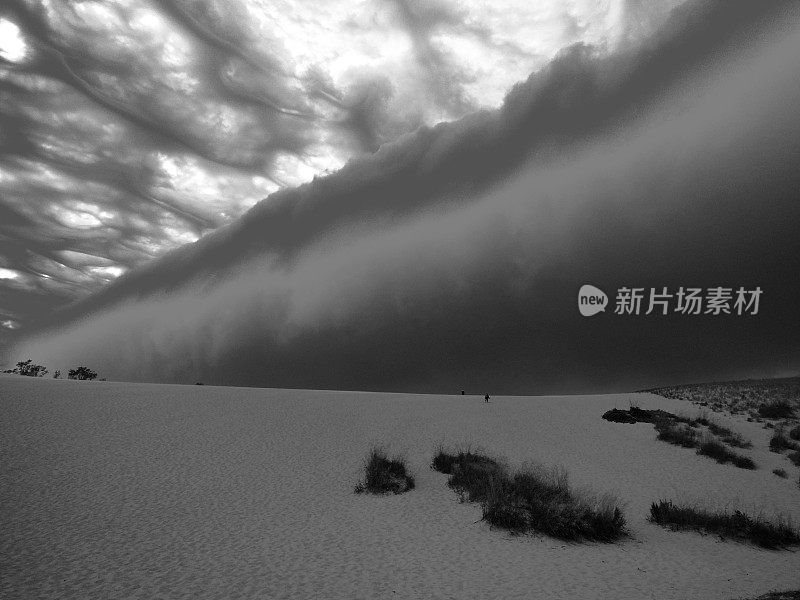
[2,0,640,338]
[7,0,800,393]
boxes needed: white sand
[2,376,798,599]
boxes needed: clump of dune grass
[654,417,699,448]
[432,448,626,541]
[435,448,505,504]
[431,446,505,503]
[788,451,800,467]
[704,420,753,448]
[649,500,800,549]
[759,401,796,419]
[717,430,753,449]
[690,412,752,447]
[354,446,414,495]
[789,425,800,441]
[652,418,756,468]
[769,428,800,453]
[696,436,756,469]
[772,468,788,479]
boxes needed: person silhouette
[484,393,490,403]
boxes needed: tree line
[3,359,100,381]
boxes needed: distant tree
[53,370,61,379]
[68,366,98,381]
[14,359,48,377]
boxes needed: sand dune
[1,376,798,599]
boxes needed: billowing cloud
[0,0,676,341]
[7,0,800,392]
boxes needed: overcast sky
[2,0,799,393]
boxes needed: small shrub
[354,446,414,495]
[789,425,800,441]
[649,500,800,549]
[772,468,788,479]
[769,429,800,453]
[68,366,98,381]
[654,418,698,448]
[758,402,796,419]
[788,451,800,467]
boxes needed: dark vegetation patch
[602,406,682,424]
[759,402,796,420]
[772,468,788,479]
[769,429,800,453]
[641,377,800,418]
[649,500,800,550]
[431,448,626,542]
[354,446,414,495]
[696,437,756,469]
[789,426,800,441]
[605,405,756,469]
[788,451,800,467]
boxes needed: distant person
[485,393,490,403]
[461,390,465,395]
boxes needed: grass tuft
[772,468,788,479]
[433,448,626,541]
[649,500,800,549]
[354,446,415,495]
[704,420,752,448]
[654,418,698,448]
[696,436,756,469]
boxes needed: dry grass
[650,500,800,549]
[432,448,626,542]
[354,445,415,495]
[696,436,756,469]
